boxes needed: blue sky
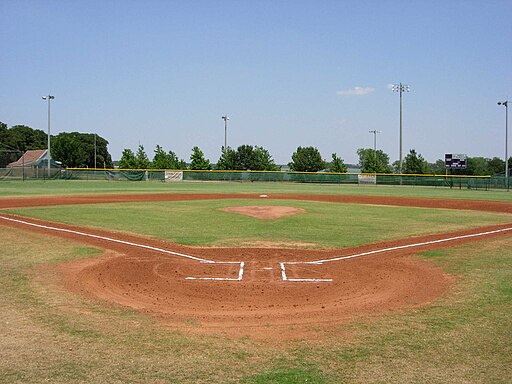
[1,0,511,164]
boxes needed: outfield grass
[0,179,511,201]
[0,225,510,383]
[5,199,511,248]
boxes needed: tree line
[1,122,510,175]
[118,144,348,173]
[0,122,113,168]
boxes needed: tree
[402,149,431,174]
[52,133,87,167]
[430,159,447,175]
[215,147,238,170]
[252,146,278,171]
[52,132,113,168]
[0,122,23,167]
[328,153,347,173]
[465,157,489,176]
[288,146,326,172]
[189,146,211,170]
[6,125,47,151]
[135,145,150,169]
[85,133,113,168]
[152,145,187,169]
[234,145,278,171]
[357,148,392,173]
[118,148,137,169]
[487,157,505,175]
[215,145,277,171]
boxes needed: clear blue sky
[1,0,511,164]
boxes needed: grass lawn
[4,199,511,247]
[0,224,510,383]
[0,179,511,202]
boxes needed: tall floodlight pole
[221,115,230,150]
[391,83,410,174]
[42,94,55,177]
[369,130,382,152]
[498,100,509,190]
[94,133,97,169]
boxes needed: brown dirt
[221,205,305,219]
[1,193,511,341]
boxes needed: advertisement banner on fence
[165,171,183,182]
[358,174,377,185]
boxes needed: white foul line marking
[0,215,244,281]
[289,226,512,265]
[280,225,512,282]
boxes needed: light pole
[498,100,509,190]
[369,130,382,152]
[94,133,97,169]
[42,94,55,177]
[391,83,410,174]
[221,115,230,151]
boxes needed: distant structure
[8,149,62,173]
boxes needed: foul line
[288,226,512,265]
[0,214,234,266]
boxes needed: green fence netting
[1,167,509,190]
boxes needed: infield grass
[4,199,511,248]
[0,225,510,383]
[0,179,511,201]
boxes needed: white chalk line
[0,214,240,268]
[186,261,245,281]
[286,226,512,265]
[279,262,333,283]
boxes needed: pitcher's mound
[221,206,304,220]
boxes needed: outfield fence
[1,167,509,190]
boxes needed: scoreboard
[445,154,467,169]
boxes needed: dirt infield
[1,193,511,340]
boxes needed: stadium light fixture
[391,83,410,174]
[42,94,55,177]
[498,100,509,190]
[369,130,382,152]
[221,115,230,151]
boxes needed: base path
[1,193,511,340]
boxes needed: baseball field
[1,180,511,383]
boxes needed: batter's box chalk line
[280,262,333,283]
[186,261,245,281]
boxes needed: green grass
[0,179,511,201]
[5,199,511,247]
[0,185,511,383]
[0,224,511,383]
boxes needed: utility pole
[42,94,55,178]
[498,100,509,190]
[369,130,382,152]
[221,115,230,151]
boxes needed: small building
[8,149,49,167]
[7,149,62,177]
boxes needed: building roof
[8,149,47,167]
